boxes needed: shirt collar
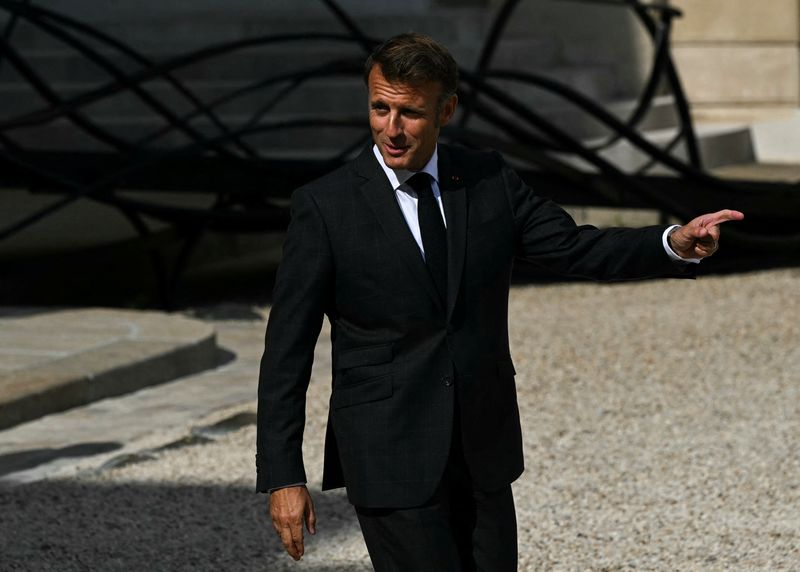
[372,144,439,192]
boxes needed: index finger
[701,209,744,228]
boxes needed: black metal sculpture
[0,0,797,305]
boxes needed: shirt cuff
[662,225,701,264]
[268,482,306,493]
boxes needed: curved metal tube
[0,0,796,307]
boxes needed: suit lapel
[438,145,467,323]
[354,147,444,311]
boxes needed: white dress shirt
[372,144,445,261]
[372,144,698,264]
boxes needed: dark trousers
[354,425,517,571]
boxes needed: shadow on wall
[490,0,653,99]
[0,480,370,571]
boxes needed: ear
[438,94,458,127]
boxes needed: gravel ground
[2,269,799,571]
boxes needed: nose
[386,112,402,138]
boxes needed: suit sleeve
[256,187,334,493]
[498,154,692,281]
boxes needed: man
[256,33,743,570]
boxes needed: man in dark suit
[256,33,742,570]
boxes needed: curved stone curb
[0,308,218,430]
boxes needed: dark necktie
[407,172,447,303]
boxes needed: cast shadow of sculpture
[0,442,122,477]
[0,479,369,571]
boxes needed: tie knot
[406,172,434,199]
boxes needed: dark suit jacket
[256,144,687,508]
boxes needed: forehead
[368,67,442,104]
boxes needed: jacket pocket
[496,358,516,378]
[331,374,393,409]
[336,342,394,370]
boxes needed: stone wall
[485,0,654,99]
[670,0,800,123]
[17,0,799,125]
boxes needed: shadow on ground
[0,442,122,477]
[4,230,796,309]
[0,480,369,571]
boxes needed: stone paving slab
[0,306,273,485]
[0,308,219,430]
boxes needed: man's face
[368,65,457,171]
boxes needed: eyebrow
[370,100,426,115]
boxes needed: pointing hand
[668,209,744,259]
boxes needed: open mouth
[384,143,409,157]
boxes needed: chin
[386,158,411,170]
[382,152,413,170]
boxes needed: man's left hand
[669,209,745,259]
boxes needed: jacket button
[442,375,453,387]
